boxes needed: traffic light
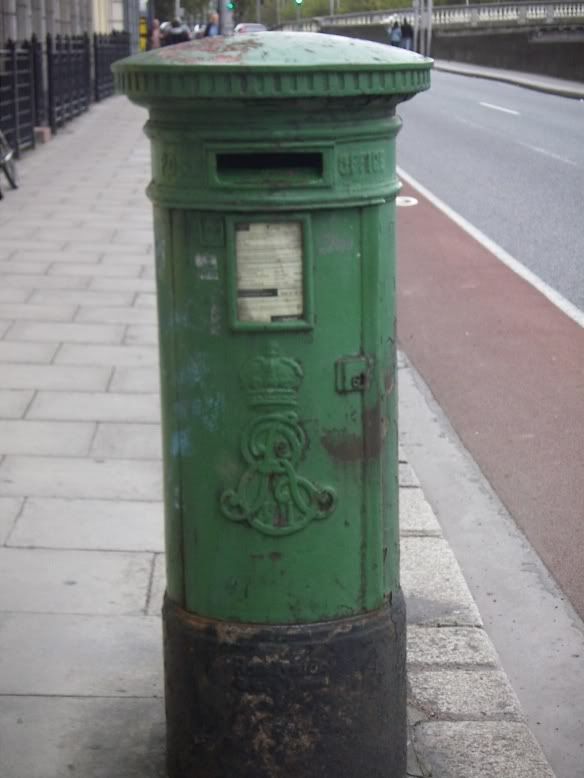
[294,0,303,4]
[227,0,236,9]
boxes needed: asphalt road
[397,174,584,618]
[394,69,584,618]
[396,70,584,311]
[394,73,584,774]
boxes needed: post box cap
[113,31,432,102]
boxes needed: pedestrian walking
[401,18,414,50]
[204,11,220,37]
[162,18,191,46]
[150,18,161,49]
[389,21,402,47]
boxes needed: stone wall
[322,23,584,84]
[432,28,584,82]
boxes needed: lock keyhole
[351,373,367,390]
[335,357,371,394]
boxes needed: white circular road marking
[396,195,418,207]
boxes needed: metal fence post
[56,34,63,128]
[22,39,37,149]
[7,39,21,157]
[31,34,45,126]
[83,32,91,110]
[65,36,72,123]
[47,33,57,134]
[93,33,100,102]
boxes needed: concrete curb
[399,453,556,778]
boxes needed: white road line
[456,114,577,167]
[518,142,578,167]
[479,101,520,116]
[397,166,584,329]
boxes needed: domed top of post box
[113,31,431,103]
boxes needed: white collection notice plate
[235,222,303,323]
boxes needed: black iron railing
[47,33,92,133]
[0,30,131,154]
[0,40,36,157]
[94,31,130,102]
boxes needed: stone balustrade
[282,1,584,31]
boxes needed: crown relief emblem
[240,344,304,408]
[220,344,337,536]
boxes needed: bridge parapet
[281,1,584,32]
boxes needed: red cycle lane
[397,184,584,620]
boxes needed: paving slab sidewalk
[0,97,555,777]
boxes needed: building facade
[0,0,140,43]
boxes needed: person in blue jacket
[204,11,220,37]
[389,21,402,46]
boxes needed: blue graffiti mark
[190,394,224,433]
[172,393,224,446]
[174,400,187,420]
[171,430,192,457]
[178,353,208,386]
[172,311,190,328]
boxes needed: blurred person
[204,11,220,37]
[159,21,171,44]
[162,18,191,46]
[389,20,402,46]
[150,18,161,49]
[401,18,414,50]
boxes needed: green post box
[114,33,431,778]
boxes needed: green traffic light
[294,0,303,4]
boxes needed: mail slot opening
[216,151,324,184]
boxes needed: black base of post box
[162,593,406,778]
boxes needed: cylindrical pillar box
[114,33,431,778]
